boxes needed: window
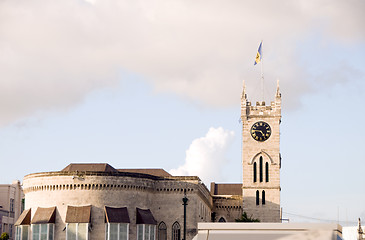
[158,222,167,240]
[137,225,155,240]
[16,225,29,240]
[105,223,129,240]
[10,224,13,237]
[218,217,226,222]
[66,223,89,240]
[16,226,21,240]
[265,162,269,182]
[253,162,257,182]
[259,156,263,182]
[262,190,266,205]
[32,224,54,240]
[172,222,180,240]
[21,199,25,213]
[256,190,259,205]
[10,198,14,212]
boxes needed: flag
[254,41,262,65]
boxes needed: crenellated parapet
[241,80,281,121]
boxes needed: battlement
[240,80,281,119]
[242,101,281,118]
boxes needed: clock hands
[252,129,265,136]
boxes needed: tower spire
[276,79,281,98]
[241,80,248,102]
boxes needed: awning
[136,208,157,225]
[31,207,56,224]
[65,205,91,223]
[105,207,130,223]
[15,209,31,226]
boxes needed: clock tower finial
[276,79,281,98]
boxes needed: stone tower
[240,81,281,222]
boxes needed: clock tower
[241,81,281,222]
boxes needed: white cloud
[169,127,235,186]
[0,0,364,126]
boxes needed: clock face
[250,121,271,142]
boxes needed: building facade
[0,180,24,240]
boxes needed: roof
[31,207,56,224]
[196,223,343,240]
[65,205,91,223]
[15,209,31,226]
[118,169,171,177]
[62,163,118,172]
[104,206,130,223]
[210,183,242,196]
[136,208,157,225]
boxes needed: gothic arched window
[265,162,269,182]
[256,190,259,205]
[218,217,226,222]
[259,156,263,182]
[158,222,167,240]
[172,222,181,240]
[253,162,257,182]
[262,190,266,205]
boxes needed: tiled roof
[62,163,118,172]
[136,208,157,225]
[210,183,242,196]
[117,169,171,177]
[105,206,130,223]
[15,209,31,226]
[65,205,91,223]
[31,207,56,224]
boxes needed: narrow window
[158,222,167,240]
[262,190,266,205]
[137,225,143,240]
[172,222,181,240]
[31,224,54,240]
[256,190,259,205]
[265,162,269,182]
[32,225,40,240]
[66,223,88,240]
[259,156,263,182]
[253,162,257,182]
[137,225,155,240]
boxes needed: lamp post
[182,189,189,240]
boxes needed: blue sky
[0,0,364,226]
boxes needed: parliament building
[15,82,282,240]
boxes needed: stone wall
[22,172,212,240]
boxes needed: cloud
[0,0,364,126]
[169,127,235,186]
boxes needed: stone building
[0,180,24,240]
[15,81,282,240]
[15,163,213,240]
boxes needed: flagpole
[261,40,264,102]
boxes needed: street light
[182,189,189,240]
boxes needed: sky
[1,0,365,226]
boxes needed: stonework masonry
[240,81,282,222]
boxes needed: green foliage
[0,232,9,240]
[235,212,260,222]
